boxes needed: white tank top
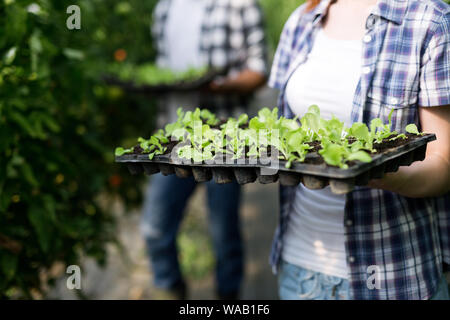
[282,28,362,279]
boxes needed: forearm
[370,106,450,198]
[370,153,450,198]
[210,69,267,94]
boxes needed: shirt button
[366,16,377,29]
[346,220,353,227]
[362,66,371,74]
[363,35,372,43]
[348,256,356,263]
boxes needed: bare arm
[209,70,267,94]
[369,105,450,198]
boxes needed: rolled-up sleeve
[419,12,450,107]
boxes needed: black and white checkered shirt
[151,0,268,118]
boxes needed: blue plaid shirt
[269,0,450,300]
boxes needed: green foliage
[0,0,159,298]
[260,0,305,51]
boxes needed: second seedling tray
[103,68,227,94]
[116,134,436,194]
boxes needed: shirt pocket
[365,87,419,132]
[367,86,418,110]
[366,50,420,109]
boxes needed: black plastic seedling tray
[116,134,436,194]
[103,68,227,94]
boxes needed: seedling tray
[115,134,436,194]
[103,68,227,94]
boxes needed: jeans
[141,174,243,296]
[278,260,450,300]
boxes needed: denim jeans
[278,260,450,300]
[141,174,243,296]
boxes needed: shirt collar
[312,0,408,26]
[372,0,408,25]
[311,0,333,26]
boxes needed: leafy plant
[0,0,160,299]
[406,124,425,136]
[319,141,372,169]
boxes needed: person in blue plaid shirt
[141,0,267,300]
[269,0,450,300]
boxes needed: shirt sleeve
[418,12,450,107]
[268,6,305,90]
[240,0,268,75]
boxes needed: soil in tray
[373,133,416,153]
[130,133,423,168]
[306,141,322,153]
[131,139,177,155]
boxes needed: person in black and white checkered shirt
[152,0,268,123]
[141,0,268,300]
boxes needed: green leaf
[405,124,421,135]
[20,162,39,187]
[29,30,42,73]
[172,128,187,141]
[370,118,383,134]
[4,47,17,65]
[349,122,370,142]
[347,151,372,163]
[63,48,85,60]
[237,114,248,126]
[9,111,37,137]
[387,109,395,128]
[249,117,265,130]
[28,205,52,253]
[301,112,320,132]
[390,133,407,141]
[307,105,320,116]
[319,143,345,168]
[287,131,305,149]
[115,147,132,156]
[0,252,18,281]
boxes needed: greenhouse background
[1,0,449,300]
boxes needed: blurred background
[0,0,303,299]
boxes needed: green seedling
[405,124,425,136]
